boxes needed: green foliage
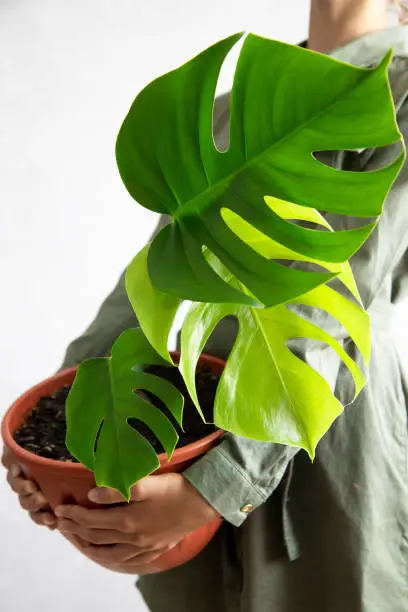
[65,33,405,482]
[125,245,181,362]
[117,33,404,308]
[65,328,183,499]
[179,200,370,457]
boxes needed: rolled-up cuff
[183,445,269,527]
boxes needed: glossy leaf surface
[66,328,183,499]
[117,34,403,306]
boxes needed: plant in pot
[2,33,405,574]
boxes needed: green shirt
[62,25,408,612]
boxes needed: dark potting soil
[13,365,219,463]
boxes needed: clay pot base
[2,353,225,574]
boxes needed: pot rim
[2,352,225,476]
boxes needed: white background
[0,2,406,612]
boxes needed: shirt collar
[327,24,408,66]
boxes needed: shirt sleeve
[183,431,298,526]
[59,215,169,370]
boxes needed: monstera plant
[66,33,405,500]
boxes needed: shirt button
[240,504,254,514]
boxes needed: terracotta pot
[2,352,224,574]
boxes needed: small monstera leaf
[117,33,404,307]
[65,328,183,500]
[178,201,370,457]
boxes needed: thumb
[87,478,152,504]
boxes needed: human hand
[2,446,57,529]
[54,472,220,574]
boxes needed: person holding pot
[3,1,408,610]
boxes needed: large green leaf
[128,195,364,366]
[125,244,181,362]
[116,33,404,307]
[179,244,370,457]
[65,328,183,500]
[222,195,362,303]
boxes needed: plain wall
[0,2,311,611]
